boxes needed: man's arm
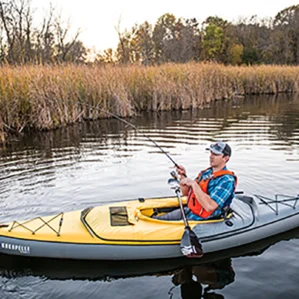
[181,176,235,213]
[180,178,218,212]
[191,181,218,212]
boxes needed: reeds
[1,62,299,143]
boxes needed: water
[0,94,299,298]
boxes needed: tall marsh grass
[0,62,299,142]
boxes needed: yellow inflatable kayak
[0,194,298,260]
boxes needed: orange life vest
[187,169,237,218]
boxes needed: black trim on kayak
[80,207,94,238]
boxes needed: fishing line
[80,102,180,167]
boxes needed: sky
[32,0,299,53]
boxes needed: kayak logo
[1,242,30,254]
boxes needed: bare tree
[53,12,81,62]
[34,3,55,63]
[0,0,34,63]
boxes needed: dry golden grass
[0,62,299,142]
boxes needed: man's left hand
[180,177,195,187]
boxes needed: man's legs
[152,208,183,221]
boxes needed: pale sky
[32,0,299,53]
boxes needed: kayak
[0,193,298,260]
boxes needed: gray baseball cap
[206,141,232,157]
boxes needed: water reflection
[171,258,234,299]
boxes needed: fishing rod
[80,102,180,167]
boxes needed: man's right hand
[175,165,187,177]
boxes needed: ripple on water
[0,94,299,298]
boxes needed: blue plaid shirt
[185,167,235,220]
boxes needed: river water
[0,94,299,298]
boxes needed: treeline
[101,5,299,65]
[0,1,299,66]
[0,0,87,64]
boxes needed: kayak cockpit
[80,196,256,243]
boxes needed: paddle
[168,173,203,258]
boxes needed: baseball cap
[206,141,232,157]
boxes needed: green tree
[229,44,243,65]
[242,47,259,64]
[203,16,228,29]
[202,23,224,61]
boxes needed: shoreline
[0,62,299,144]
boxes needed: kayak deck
[0,196,239,245]
[82,196,240,244]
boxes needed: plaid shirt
[186,167,235,220]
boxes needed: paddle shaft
[175,189,190,228]
[81,102,180,168]
[173,183,204,257]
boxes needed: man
[154,141,237,221]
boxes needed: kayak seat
[235,195,254,205]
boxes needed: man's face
[209,151,228,167]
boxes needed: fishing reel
[170,170,179,180]
[168,171,180,191]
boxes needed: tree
[53,13,82,63]
[174,18,202,62]
[152,13,177,63]
[228,17,266,65]
[0,0,34,63]
[96,48,115,64]
[0,0,84,64]
[202,23,224,61]
[229,44,243,65]
[272,5,299,64]
[115,28,134,64]
[62,40,86,63]
[203,16,228,29]
[132,21,155,65]
[34,4,55,63]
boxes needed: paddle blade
[180,227,203,258]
